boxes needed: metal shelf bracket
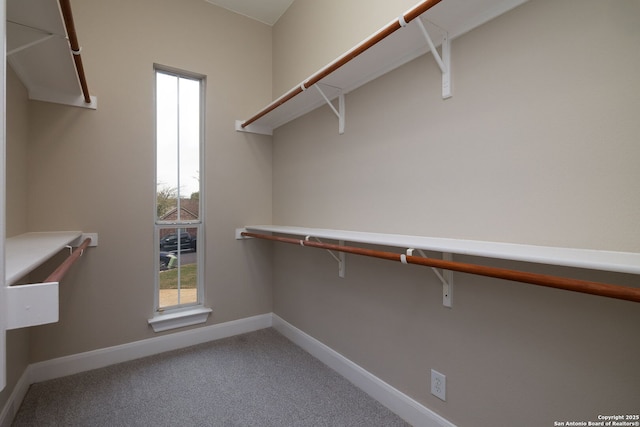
[306,236,346,278]
[313,83,345,134]
[407,249,453,307]
[414,18,452,99]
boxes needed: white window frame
[149,64,210,332]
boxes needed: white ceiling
[204,0,294,26]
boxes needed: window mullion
[175,77,181,222]
[154,65,204,313]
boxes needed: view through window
[155,66,204,311]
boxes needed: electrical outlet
[431,369,446,401]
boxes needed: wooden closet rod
[45,237,92,283]
[240,0,443,129]
[59,0,91,104]
[241,232,640,304]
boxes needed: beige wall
[0,66,31,413]
[18,0,274,362]
[274,0,640,252]
[271,0,640,425]
[273,0,417,95]
[3,0,639,424]
[6,67,28,237]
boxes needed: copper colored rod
[241,232,640,303]
[304,0,443,89]
[241,0,443,128]
[242,86,304,129]
[45,238,92,283]
[59,0,91,104]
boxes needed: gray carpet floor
[13,328,409,426]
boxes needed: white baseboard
[2,312,455,427]
[272,314,456,427]
[29,313,273,384]
[0,365,32,427]
[1,314,272,426]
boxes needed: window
[154,65,205,315]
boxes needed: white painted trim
[236,0,529,134]
[148,306,212,332]
[0,314,272,425]
[272,314,457,427]
[2,313,452,427]
[5,282,58,330]
[235,119,273,136]
[245,225,640,275]
[0,0,6,393]
[28,88,98,110]
[5,231,82,285]
[30,313,272,384]
[0,365,31,427]
[29,89,98,110]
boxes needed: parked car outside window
[159,232,193,252]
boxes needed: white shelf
[237,0,528,135]
[6,0,97,109]
[5,231,82,285]
[243,225,640,275]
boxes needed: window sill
[148,306,212,333]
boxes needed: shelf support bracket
[414,18,452,99]
[407,249,453,307]
[306,236,346,278]
[7,33,55,56]
[313,84,345,134]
